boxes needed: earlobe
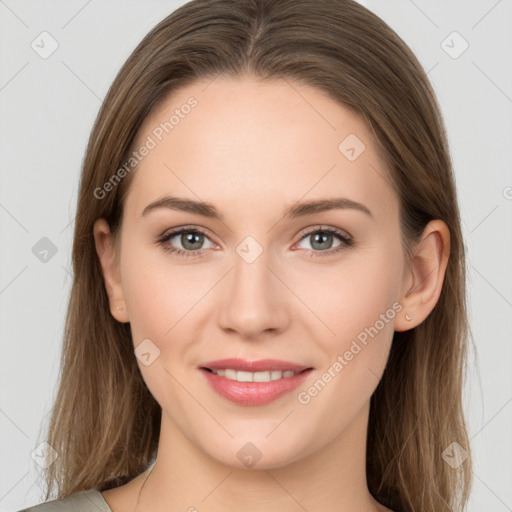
[93,218,129,323]
[394,220,450,332]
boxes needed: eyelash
[156,225,353,259]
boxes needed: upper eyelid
[298,225,351,239]
[160,225,352,247]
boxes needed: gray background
[1,0,511,510]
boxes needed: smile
[199,367,313,406]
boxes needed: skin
[94,74,450,512]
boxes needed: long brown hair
[38,1,474,510]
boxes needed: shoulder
[17,490,112,512]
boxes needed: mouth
[198,364,314,406]
[200,367,312,383]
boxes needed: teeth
[210,369,299,382]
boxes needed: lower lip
[199,368,313,406]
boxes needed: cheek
[120,245,198,408]
[292,251,401,437]
[121,242,197,339]
[297,242,402,370]
[309,250,400,324]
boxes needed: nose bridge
[217,238,288,337]
[232,244,272,300]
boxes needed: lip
[199,368,313,406]
[199,358,312,373]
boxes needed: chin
[202,434,308,471]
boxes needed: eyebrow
[141,196,373,221]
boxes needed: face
[98,75,408,469]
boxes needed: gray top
[18,490,112,512]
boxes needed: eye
[156,227,215,257]
[294,226,353,257]
[156,225,353,258]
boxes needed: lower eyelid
[158,227,352,256]
[295,231,352,254]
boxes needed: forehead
[124,76,398,225]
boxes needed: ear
[394,219,450,332]
[93,218,129,323]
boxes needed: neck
[130,401,388,512]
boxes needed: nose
[216,249,290,340]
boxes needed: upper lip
[200,358,312,373]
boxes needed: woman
[21,0,473,511]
